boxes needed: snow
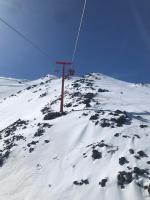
[0,73,150,200]
[0,77,29,100]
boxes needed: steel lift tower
[56,61,73,113]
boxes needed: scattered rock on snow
[133,167,149,177]
[27,141,39,147]
[40,93,47,98]
[98,88,109,93]
[119,157,129,165]
[43,112,66,120]
[37,123,52,129]
[117,171,133,188]
[44,140,50,143]
[29,148,34,153]
[34,128,45,137]
[129,149,135,154]
[73,179,89,186]
[0,119,29,138]
[140,125,148,128]
[90,114,99,120]
[92,150,102,160]
[114,133,121,137]
[99,178,108,187]
[137,151,148,158]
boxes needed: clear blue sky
[0,0,150,83]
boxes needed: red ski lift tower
[56,61,73,113]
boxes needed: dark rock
[83,113,88,116]
[13,135,25,141]
[107,147,119,155]
[82,179,89,185]
[4,130,12,137]
[114,133,121,137]
[83,99,91,107]
[29,148,34,153]
[40,82,44,85]
[41,106,51,115]
[34,128,45,137]
[133,167,149,176]
[22,126,27,129]
[100,119,110,127]
[65,103,72,108]
[119,157,129,165]
[97,142,108,148]
[83,153,87,158]
[110,111,120,116]
[140,125,148,128]
[44,140,50,143]
[95,121,99,125]
[26,86,32,90]
[33,90,38,94]
[73,179,89,186]
[86,82,93,87]
[98,88,109,93]
[115,115,127,127]
[134,134,140,139]
[92,150,102,160]
[99,178,108,187]
[17,90,22,94]
[4,143,14,151]
[10,94,16,97]
[27,141,39,147]
[0,119,29,138]
[148,185,150,195]
[115,110,125,115]
[90,114,99,120]
[110,112,130,128]
[44,112,66,120]
[0,158,3,167]
[4,139,11,145]
[84,93,96,99]
[37,123,52,128]
[117,171,133,188]
[72,92,81,98]
[129,149,134,154]
[127,166,132,170]
[134,155,141,160]
[3,151,10,159]
[122,135,130,138]
[137,151,148,158]
[83,93,96,107]
[144,185,148,190]
[40,93,47,98]
[45,79,52,84]
[72,83,80,88]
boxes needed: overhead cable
[72,0,87,62]
[0,16,49,58]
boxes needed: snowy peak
[0,73,150,200]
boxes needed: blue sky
[0,0,150,83]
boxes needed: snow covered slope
[0,73,150,200]
[0,77,29,99]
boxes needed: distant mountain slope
[0,77,29,99]
[0,73,150,200]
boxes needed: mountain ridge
[0,73,150,200]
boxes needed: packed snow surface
[0,73,150,200]
[0,77,29,99]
